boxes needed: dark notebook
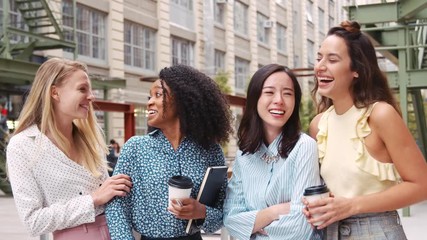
[185,166,228,234]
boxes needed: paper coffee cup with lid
[167,175,193,208]
[304,184,330,226]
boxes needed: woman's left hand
[167,198,206,220]
[303,196,356,229]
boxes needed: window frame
[123,20,156,72]
[171,36,195,66]
[234,1,248,37]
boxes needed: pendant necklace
[261,152,280,164]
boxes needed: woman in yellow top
[304,20,427,239]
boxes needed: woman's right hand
[91,174,132,206]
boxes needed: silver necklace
[261,152,280,164]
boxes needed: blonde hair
[15,58,108,176]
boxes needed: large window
[235,57,250,93]
[328,0,335,16]
[124,21,156,71]
[63,1,106,59]
[171,37,194,66]
[214,50,225,73]
[275,0,287,7]
[257,13,270,44]
[276,24,287,53]
[62,0,74,43]
[234,1,248,36]
[328,0,335,28]
[306,0,313,23]
[318,8,325,33]
[170,0,194,30]
[307,40,315,67]
[2,0,28,42]
[214,0,225,25]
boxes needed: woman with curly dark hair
[106,65,233,240]
[223,64,321,239]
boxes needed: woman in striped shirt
[224,64,321,239]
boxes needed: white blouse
[6,125,108,236]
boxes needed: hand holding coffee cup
[303,184,330,226]
[167,176,193,208]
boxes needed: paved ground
[399,201,427,240]
[0,195,425,240]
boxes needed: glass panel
[124,24,131,43]
[77,32,89,55]
[93,36,99,58]
[134,47,142,67]
[234,58,249,91]
[214,0,224,25]
[214,50,225,73]
[170,0,194,30]
[77,7,90,32]
[124,45,132,65]
[257,13,269,44]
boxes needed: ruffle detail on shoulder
[353,104,401,182]
[316,107,334,164]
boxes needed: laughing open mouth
[318,77,333,83]
[269,109,284,115]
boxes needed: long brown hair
[311,20,400,114]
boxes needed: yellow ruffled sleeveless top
[317,103,401,198]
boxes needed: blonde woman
[6,58,132,240]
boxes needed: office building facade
[1,0,353,154]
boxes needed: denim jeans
[324,211,407,240]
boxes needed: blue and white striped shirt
[224,133,321,240]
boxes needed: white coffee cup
[304,184,330,226]
[167,175,193,208]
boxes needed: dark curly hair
[238,64,302,158]
[156,65,233,149]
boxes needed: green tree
[212,71,232,156]
[214,70,232,94]
[300,97,316,134]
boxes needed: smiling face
[315,35,358,101]
[257,71,295,137]
[147,79,179,130]
[51,69,94,123]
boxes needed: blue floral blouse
[105,130,227,239]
